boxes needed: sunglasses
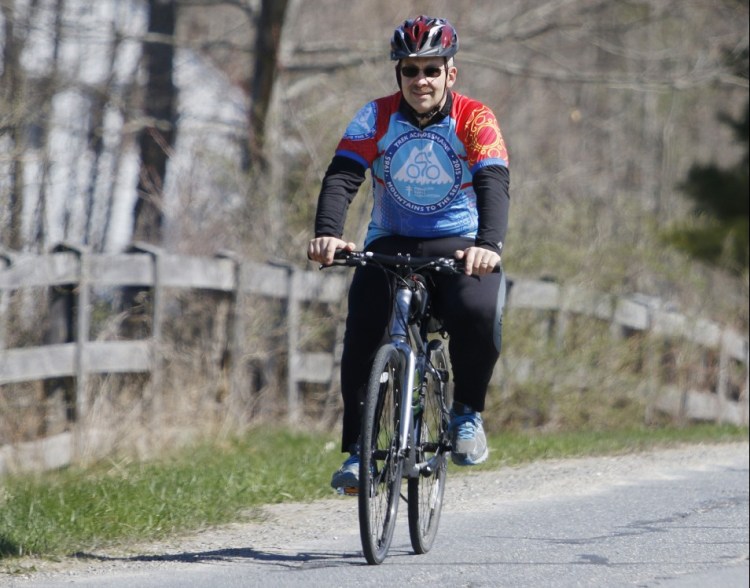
[399,64,445,78]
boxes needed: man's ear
[446,65,457,87]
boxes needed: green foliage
[0,428,343,558]
[479,423,748,470]
[664,100,749,275]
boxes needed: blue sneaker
[331,453,359,491]
[449,403,488,466]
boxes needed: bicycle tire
[359,343,405,565]
[407,339,451,554]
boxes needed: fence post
[127,242,164,420]
[47,243,90,459]
[286,266,302,423]
[743,346,749,425]
[77,248,91,424]
[0,249,12,350]
[48,244,90,424]
[555,285,571,348]
[717,330,731,424]
[215,251,247,426]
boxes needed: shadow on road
[71,546,365,568]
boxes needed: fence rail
[1,244,748,474]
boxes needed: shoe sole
[450,445,489,466]
[330,470,358,489]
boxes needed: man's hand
[308,236,356,266]
[454,246,501,276]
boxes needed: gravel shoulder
[3,441,748,584]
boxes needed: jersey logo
[343,102,377,140]
[383,130,461,214]
[392,146,453,184]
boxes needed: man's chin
[410,101,436,114]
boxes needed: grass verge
[0,423,747,561]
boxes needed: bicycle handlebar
[325,250,465,274]
[322,249,501,275]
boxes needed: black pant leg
[432,267,506,413]
[339,264,390,452]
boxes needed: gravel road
[2,441,748,587]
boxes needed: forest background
[1,0,748,461]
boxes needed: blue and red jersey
[317,91,510,251]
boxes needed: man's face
[398,57,457,114]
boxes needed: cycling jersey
[315,91,510,253]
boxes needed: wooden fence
[1,244,748,474]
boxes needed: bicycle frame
[388,285,418,458]
[388,274,450,479]
[325,250,456,472]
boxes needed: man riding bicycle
[307,15,510,490]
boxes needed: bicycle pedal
[337,486,359,496]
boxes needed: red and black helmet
[390,15,459,60]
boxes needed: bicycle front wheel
[359,343,404,565]
[408,339,450,554]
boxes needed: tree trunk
[1,0,24,251]
[246,0,289,170]
[132,0,177,245]
[85,20,122,252]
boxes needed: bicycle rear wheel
[408,339,450,554]
[359,343,404,565]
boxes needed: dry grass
[2,266,745,471]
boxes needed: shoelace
[453,414,480,440]
[342,455,359,468]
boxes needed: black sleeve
[472,164,510,255]
[314,155,367,238]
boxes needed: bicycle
[324,249,462,565]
